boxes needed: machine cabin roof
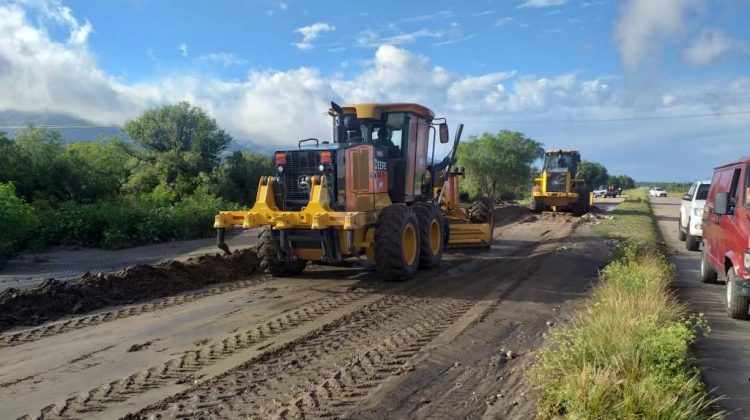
[330,103,435,121]
[545,149,579,155]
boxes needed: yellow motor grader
[529,149,591,215]
[213,102,493,280]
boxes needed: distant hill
[0,110,273,154]
[0,110,126,143]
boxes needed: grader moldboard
[529,149,592,216]
[214,102,493,281]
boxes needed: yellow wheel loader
[530,149,592,216]
[213,102,493,280]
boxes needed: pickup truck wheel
[685,220,700,251]
[677,217,686,241]
[726,268,750,320]
[700,246,717,283]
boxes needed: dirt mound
[0,249,259,332]
[494,205,533,227]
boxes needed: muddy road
[652,196,750,419]
[0,205,611,420]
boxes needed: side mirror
[715,192,728,215]
[682,193,692,201]
[439,123,449,144]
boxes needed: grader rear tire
[257,228,307,276]
[375,205,420,281]
[469,199,495,248]
[469,199,492,223]
[412,203,444,269]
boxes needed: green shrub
[37,192,235,249]
[531,200,721,419]
[0,183,40,258]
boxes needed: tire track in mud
[0,276,272,348]
[21,287,377,420]
[127,220,574,419]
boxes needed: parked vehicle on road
[701,158,750,319]
[649,187,668,197]
[593,184,619,198]
[679,180,710,251]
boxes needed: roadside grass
[531,187,722,419]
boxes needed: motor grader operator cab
[325,102,449,209]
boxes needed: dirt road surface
[0,206,611,420]
[651,196,750,419]
[0,230,258,291]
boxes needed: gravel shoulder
[651,196,750,419]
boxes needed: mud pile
[0,249,259,332]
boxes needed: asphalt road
[651,196,750,418]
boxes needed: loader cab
[542,150,581,194]
[543,151,579,175]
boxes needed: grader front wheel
[375,205,421,281]
[257,228,307,276]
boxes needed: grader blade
[446,221,493,248]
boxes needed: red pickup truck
[701,156,750,319]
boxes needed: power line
[459,109,750,124]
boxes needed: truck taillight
[275,152,286,166]
[320,151,332,165]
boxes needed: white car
[649,187,668,197]
[678,180,710,251]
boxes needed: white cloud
[357,28,442,47]
[517,0,567,9]
[179,42,188,57]
[614,0,703,71]
[683,29,748,66]
[198,52,248,68]
[293,22,335,50]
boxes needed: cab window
[744,164,750,208]
[729,167,742,213]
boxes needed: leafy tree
[457,130,544,200]
[0,183,39,258]
[579,161,609,191]
[123,102,232,197]
[608,175,636,190]
[208,151,275,205]
[10,126,74,202]
[64,139,134,201]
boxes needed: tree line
[0,102,272,260]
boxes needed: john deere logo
[298,176,309,189]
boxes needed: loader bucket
[446,221,493,248]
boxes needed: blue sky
[1,0,749,180]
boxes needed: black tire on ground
[375,205,420,281]
[700,246,717,284]
[726,268,750,320]
[572,187,589,217]
[685,220,700,251]
[412,202,444,269]
[678,216,686,241]
[257,228,307,276]
[469,199,492,223]
[529,196,543,213]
